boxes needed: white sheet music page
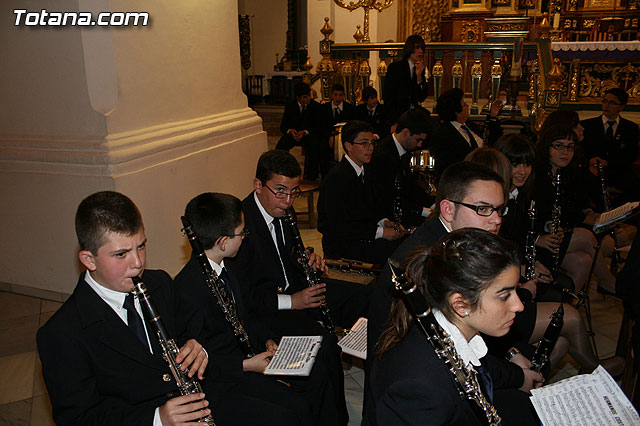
[594,202,639,233]
[530,365,640,425]
[264,336,322,377]
[338,317,367,360]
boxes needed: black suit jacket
[280,99,322,135]
[37,270,182,426]
[382,58,428,124]
[317,156,382,257]
[320,101,356,139]
[174,256,274,384]
[368,134,430,226]
[354,103,390,138]
[430,121,482,179]
[581,115,639,190]
[371,324,524,426]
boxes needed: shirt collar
[333,102,344,110]
[601,115,619,126]
[344,154,365,177]
[438,215,452,233]
[392,133,407,157]
[433,309,488,367]
[509,187,519,200]
[254,192,276,227]
[451,120,466,130]
[207,258,224,276]
[84,270,128,314]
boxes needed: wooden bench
[296,182,320,228]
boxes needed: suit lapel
[74,277,166,371]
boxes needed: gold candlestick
[333,0,394,43]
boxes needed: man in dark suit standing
[226,150,372,426]
[382,35,429,125]
[318,121,405,264]
[367,108,431,228]
[276,82,323,181]
[355,86,390,139]
[430,88,485,180]
[581,87,640,202]
[319,84,356,177]
[37,191,210,426]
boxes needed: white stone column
[0,0,267,297]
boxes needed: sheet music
[264,336,322,376]
[594,202,639,233]
[338,317,367,360]
[530,366,640,425]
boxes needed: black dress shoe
[597,285,620,298]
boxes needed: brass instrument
[131,276,217,426]
[524,200,537,282]
[409,149,437,196]
[530,304,564,374]
[549,170,562,274]
[181,216,255,358]
[282,208,336,335]
[388,260,502,426]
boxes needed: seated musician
[367,108,432,228]
[354,86,390,139]
[580,87,640,203]
[275,82,323,181]
[370,228,542,426]
[225,149,372,426]
[318,120,405,264]
[37,191,210,426]
[174,192,339,426]
[319,83,356,176]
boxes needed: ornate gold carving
[238,15,251,71]
[583,19,595,29]
[354,25,365,43]
[452,59,464,88]
[547,58,564,91]
[432,60,444,77]
[319,18,336,102]
[539,13,552,38]
[461,20,481,42]
[377,59,388,77]
[579,62,640,100]
[569,58,580,102]
[487,22,526,31]
[334,0,394,42]
[406,0,446,42]
[492,0,510,6]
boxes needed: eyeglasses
[262,183,302,200]
[551,143,575,152]
[602,99,621,106]
[449,200,509,217]
[225,229,249,238]
[350,141,375,148]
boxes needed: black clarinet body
[388,260,501,426]
[530,303,564,374]
[131,276,217,426]
[282,208,336,335]
[181,216,255,358]
[549,170,563,274]
[524,200,537,282]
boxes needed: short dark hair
[294,82,311,99]
[605,87,628,106]
[184,193,242,251]
[495,134,536,167]
[536,124,577,166]
[331,84,345,93]
[342,120,374,149]
[540,110,580,134]
[402,34,426,60]
[464,147,513,197]
[435,161,505,212]
[361,86,378,101]
[75,191,143,255]
[395,108,430,135]
[436,88,464,122]
[256,150,302,182]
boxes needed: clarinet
[597,160,621,274]
[549,170,562,274]
[388,260,501,426]
[524,200,537,282]
[282,208,336,335]
[530,303,564,374]
[131,276,217,426]
[181,216,255,358]
[393,175,403,227]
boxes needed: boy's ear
[253,178,262,193]
[217,236,228,252]
[78,250,97,271]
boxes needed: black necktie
[272,218,294,280]
[411,65,417,83]
[219,267,234,298]
[360,172,365,185]
[123,293,149,350]
[606,120,615,141]
[334,108,341,119]
[369,109,374,117]
[475,364,494,403]
[461,125,478,149]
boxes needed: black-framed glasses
[225,229,249,238]
[551,143,575,152]
[601,99,621,106]
[350,141,375,148]
[449,200,509,217]
[262,183,302,200]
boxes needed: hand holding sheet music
[263,336,322,376]
[338,317,367,360]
